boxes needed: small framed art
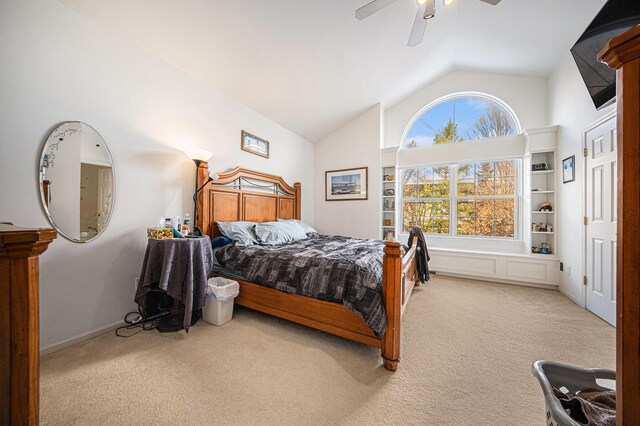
[325,167,368,201]
[241,130,269,158]
[562,155,575,183]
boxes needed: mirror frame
[38,121,116,243]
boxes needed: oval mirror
[39,122,115,243]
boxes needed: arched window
[404,94,520,148]
[399,93,522,239]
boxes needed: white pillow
[277,218,317,235]
[254,221,308,245]
[216,221,259,246]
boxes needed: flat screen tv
[571,0,640,110]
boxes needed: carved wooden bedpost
[381,239,402,371]
[294,182,302,220]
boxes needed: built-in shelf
[382,165,396,239]
[529,149,556,258]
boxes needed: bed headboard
[196,164,301,238]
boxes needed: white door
[585,115,617,326]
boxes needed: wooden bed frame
[197,165,418,371]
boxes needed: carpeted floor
[40,275,615,425]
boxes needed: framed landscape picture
[241,130,269,158]
[325,167,368,201]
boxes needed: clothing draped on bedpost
[408,226,430,283]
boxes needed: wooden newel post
[381,239,402,371]
[598,26,640,426]
[0,224,56,425]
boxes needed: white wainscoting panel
[428,248,559,287]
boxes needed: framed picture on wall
[325,167,368,201]
[241,130,269,158]
[562,155,575,183]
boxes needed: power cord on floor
[115,307,170,337]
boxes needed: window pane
[475,218,495,237]
[495,218,515,237]
[457,200,475,217]
[495,178,515,195]
[495,160,515,177]
[402,169,417,198]
[458,181,474,196]
[432,217,449,234]
[475,199,495,217]
[457,217,474,235]
[495,199,515,217]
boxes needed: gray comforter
[215,235,387,337]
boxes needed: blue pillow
[216,221,259,246]
[254,221,308,245]
[211,235,232,249]
[277,219,317,234]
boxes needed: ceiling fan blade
[407,5,428,47]
[478,0,502,5]
[355,0,399,20]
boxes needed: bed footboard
[381,238,418,371]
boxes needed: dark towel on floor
[553,388,616,426]
[408,226,430,283]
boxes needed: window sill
[399,232,526,255]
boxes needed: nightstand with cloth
[135,236,212,332]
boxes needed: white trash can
[202,277,240,326]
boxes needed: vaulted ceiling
[59,0,606,142]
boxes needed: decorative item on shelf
[532,163,549,171]
[540,243,551,254]
[385,189,395,196]
[185,149,218,231]
[532,246,541,254]
[383,174,389,181]
[386,175,394,181]
[325,167,368,201]
[384,230,395,240]
[384,219,392,226]
[241,130,270,158]
[539,202,553,211]
[562,155,575,183]
[383,199,390,210]
[532,223,551,232]
[532,188,544,192]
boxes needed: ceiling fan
[355,0,503,47]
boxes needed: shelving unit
[382,165,396,239]
[530,150,556,256]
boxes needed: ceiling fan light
[442,0,455,7]
[416,0,429,6]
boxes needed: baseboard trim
[434,271,558,290]
[559,287,585,308]
[40,320,125,357]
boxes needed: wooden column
[599,25,640,426]
[0,224,56,426]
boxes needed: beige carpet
[41,275,615,425]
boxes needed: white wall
[0,0,314,350]
[314,104,382,239]
[547,52,615,306]
[385,69,549,148]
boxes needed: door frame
[582,111,617,309]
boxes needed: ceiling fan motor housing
[423,0,435,19]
